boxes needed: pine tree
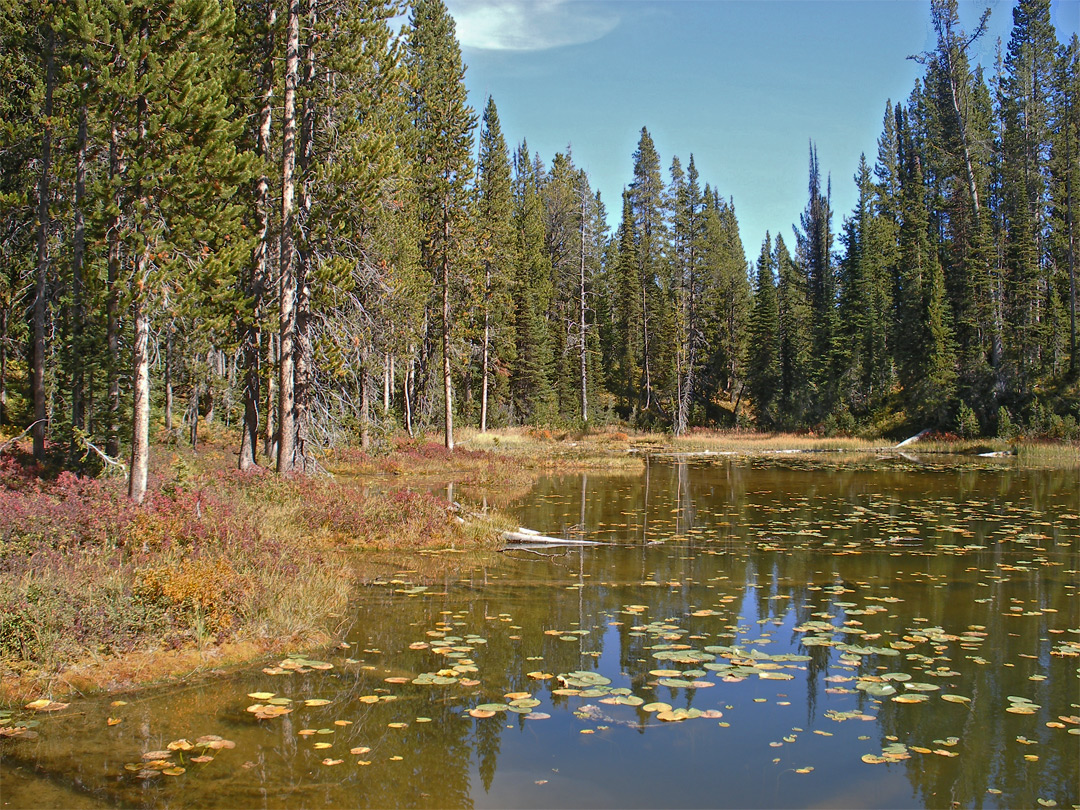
[542,149,583,417]
[699,189,751,417]
[96,0,251,500]
[1049,35,1079,376]
[917,0,996,398]
[408,0,475,449]
[999,0,1058,385]
[895,103,958,424]
[747,233,781,426]
[510,142,555,421]
[475,96,515,431]
[235,0,277,471]
[606,189,640,413]
[775,233,812,426]
[668,155,707,433]
[629,127,666,412]
[0,0,43,430]
[793,141,838,421]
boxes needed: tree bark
[294,0,316,472]
[1067,75,1077,376]
[265,332,277,458]
[128,271,150,504]
[240,1,276,470]
[404,350,414,437]
[642,283,652,409]
[71,102,88,451]
[33,27,56,461]
[578,189,588,424]
[277,0,300,473]
[360,356,370,449]
[480,263,490,432]
[442,214,454,450]
[383,352,392,416]
[0,309,7,425]
[164,324,174,432]
[106,118,122,459]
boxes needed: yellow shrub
[135,557,248,633]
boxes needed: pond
[2,455,1078,809]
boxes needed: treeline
[0,0,1076,500]
[745,0,1079,439]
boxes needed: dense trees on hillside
[0,0,1076,497]
[750,0,1078,439]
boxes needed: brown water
[2,454,1078,809]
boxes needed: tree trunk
[360,356,370,449]
[404,350,414,437]
[0,308,7,425]
[106,119,122,459]
[578,191,588,425]
[128,263,150,504]
[33,27,56,461]
[164,324,174,432]
[1067,81,1077,376]
[480,268,490,432]
[277,0,300,473]
[71,103,88,451]
[383,352,392,416]
[642,283,652,409]
[292,0,316,472]
[188,373,199,449]
[240,1,275,470]
[265,332,277,458]
[442,217,454,451]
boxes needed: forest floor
[1,424,1074,704]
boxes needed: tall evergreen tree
[775,233,813,426]
[747,233,781,426]
[408,0,475,449]
[793,141,838,420]
[606,189,640,413]
[999,0,1058,386]
[895,103,958,424]
[510,142,555,421]
[1049,35,1079,376]
[475,96,515,431]
[628,127,666,412]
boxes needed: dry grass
[0,434,510,700]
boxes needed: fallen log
[895,428,931,448]
[501,529,603,546]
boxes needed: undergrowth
[0,440,500,688]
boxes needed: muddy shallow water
[2,455,1077,809]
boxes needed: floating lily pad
[903,682,941,692]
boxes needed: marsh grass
[3,423,1075,699]
[0,436,504,698]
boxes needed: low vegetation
[2,423,1076,702]
[0,432,517,700]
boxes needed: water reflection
[2,457,1077,809]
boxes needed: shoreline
[2,427,1076,704]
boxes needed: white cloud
[447,0,619,51]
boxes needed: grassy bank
[0,433,519,701]
[2,424,1075,702]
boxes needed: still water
[2,455,1078,809]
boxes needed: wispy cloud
[447,1,620,51]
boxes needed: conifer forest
[1,0,1078,499]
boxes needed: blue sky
[444,0,1079,264]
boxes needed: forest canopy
[0,0,1076,499]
